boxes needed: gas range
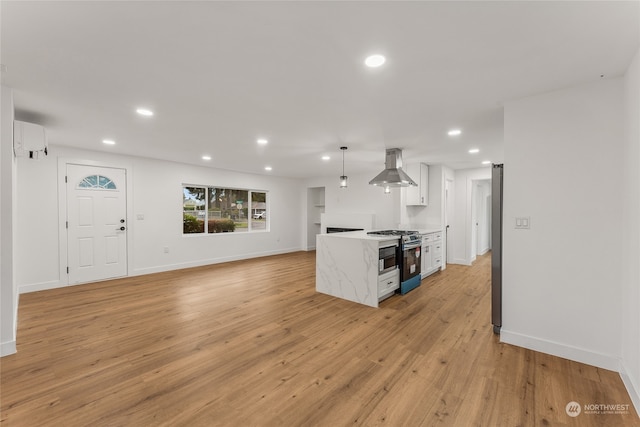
[366,230,419,236]
[367,230,421,246]
[368,230,422,295]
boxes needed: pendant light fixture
[339,146,348,188]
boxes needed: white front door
[66,164,128,284]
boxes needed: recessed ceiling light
[482,160,491,165]
[102,139,116,145]
[448,129,462,136]
[257,138,268,145]
[202,155,211,161]
[136,108,154,116]
[365,54,386,68]
[322,155,330,161]
[469,148,480,154]
[264,166,272,171]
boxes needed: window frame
[182,184,269,235]
[77,174,118,190]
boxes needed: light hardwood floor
[1,251,637,426]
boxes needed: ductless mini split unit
[13,120,48,159]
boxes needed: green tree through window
[183,186,268,234]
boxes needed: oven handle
[380,243,399,249]
[402,241,422,250]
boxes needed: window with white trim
[183,186,268,234]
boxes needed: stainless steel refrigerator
[491,164,503,334]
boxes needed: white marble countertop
[320,230,399,241]
[316,233,381,307]
[416,228,443,234]
[321,228,443,241]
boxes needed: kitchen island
[316,228,443,307]
[315,231,400,308]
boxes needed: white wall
[424,164,444,227]
[303,172,400,244]
[1,85,17,356]
[621,48,640,413]
[15,145,305,293]
[401,164,448,229]
[449,168,491,265]
[502,77,625,370]
[399,164,454,270]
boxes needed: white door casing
[445,178,454,265]
[66,164,127,284]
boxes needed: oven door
[402,245,421,281]
[400,241,422,295]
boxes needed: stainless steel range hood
[369,148,417,187]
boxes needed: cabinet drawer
[421,232,443,243]
[434,258,442,267]
[378,271,399,296]
[433,244,442,255]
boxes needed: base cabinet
[378,269,400,301]
[421,231,443,278]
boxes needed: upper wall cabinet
[406,163,429,206]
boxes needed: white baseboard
[19,280,62,294]
[620,362,640,418]
[1,340,16,357]
[449,258,472,266]
[17,248,304,293]
[500,328,620,371]
[477,247,490,256]
[131,247,303,276]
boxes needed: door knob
[118,226,126,231]
[120,219,125,223]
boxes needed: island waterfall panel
[316,234,381,307]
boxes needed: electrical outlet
[136,214,144,220]
[163,246,169,253]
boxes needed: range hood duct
[369,148,417,187]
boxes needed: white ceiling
[2,1,639,178]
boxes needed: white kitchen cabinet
[421,231,442,278]
[378,269,400,302]
[421,239,433,277]
[432,236,443,271]
[406,163,429,206]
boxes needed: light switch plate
[515,217,530,229]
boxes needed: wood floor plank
[1,251,637,426]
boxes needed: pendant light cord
[339,146,348,188]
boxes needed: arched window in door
[77,175,117,190]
